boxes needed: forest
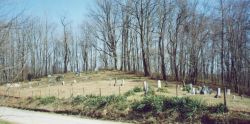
[0,0,249,95]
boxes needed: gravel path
[0,107,129,124]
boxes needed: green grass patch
[133,86,143,92]
[39,96,56,105]
[157,88,169,93]
[0,119,12,124]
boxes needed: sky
[9,0,96,29]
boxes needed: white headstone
[189,84,193,89]
[143,81,148,92]
[227,89,231,95]
[48,75,51,78]
[157,80,161,88]
[62,81,65,85]
[192,88,196,95]
[217,88,221,96]
[73,80,77,84]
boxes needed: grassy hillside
[0,70,250,123]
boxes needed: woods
[0,0,249,95]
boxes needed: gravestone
[62,81,65,85]
[215,88,221,98]
[73,80,77,84]
[233,95,235,100]
[114,78,117,86]
[157,80,161,88]
[192,88,196,95]
[227,89,231,95]
[143,81,148,95]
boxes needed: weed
[72,95,86,105]
[210,103,228,114]
[39,96,56,105]
[132,95,165,113]
[124,90,135,97]
[133,86,143,92]
[157,88,169,93]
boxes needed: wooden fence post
[49,89,50,97]
[82,88,84,95]
[32,91,33,97]
[71,87,74,97]
[99,88,101,96]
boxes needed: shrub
[146,86,156,96]
[157,88,169,93]
[132,95,165,113]
[183,85,192,93]
[164,97,206,120]
[56,75,64,81]
[212,103,228,113]
[124,90,135,97]
[85,95,126,108]
[39,96,56,105]
[133,86,143,92]
[72,95,86,105]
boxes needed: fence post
[114,78,117,86]
[71,87,74,97]
[19,89,20,98]
[49,89,50,97]
[82,88,84,95]
[32,91,33,97]
[99,88,101,96]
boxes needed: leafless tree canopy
[0,0,249,95]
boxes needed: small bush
[133,86,143,92]
[124,90,135,97]
[72,95,86,105]
[147,86,156,95]
[85,95,126,108]
[39,96,56,105]
[183,85,192,93]
[132,95,165,113]
[56,75,64,81]
[212,103,228,113]
[164,97,206,120]
[157,88,169,93]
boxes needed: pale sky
[9,0,95,28]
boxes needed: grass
[0,119,12,124]
[0,70,250,123]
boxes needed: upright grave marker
[157,80,161,88]
[143,81,148,95]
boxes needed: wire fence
[0,81,141,98]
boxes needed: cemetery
[0,70,250,123]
